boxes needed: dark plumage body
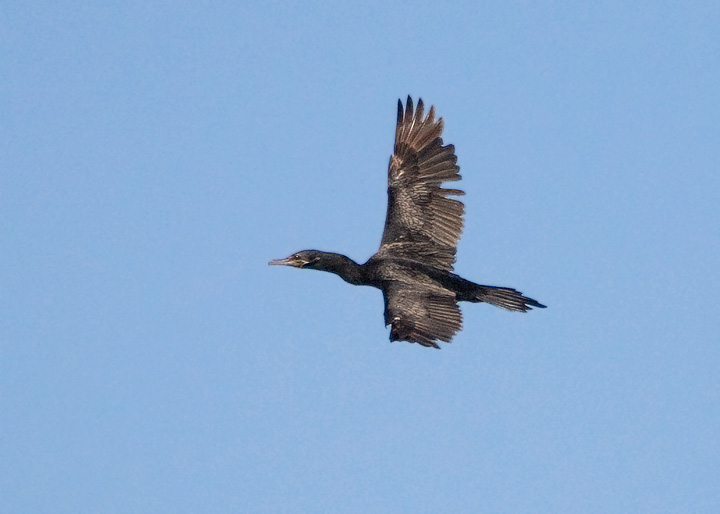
[270,97,545,348]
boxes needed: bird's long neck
[317,253,366,285]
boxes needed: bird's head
[268,250,324,269]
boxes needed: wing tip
[405,96,414,124]
[398,95,438,125]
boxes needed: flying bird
[270,96,545,348]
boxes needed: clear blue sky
[2,2,719,512]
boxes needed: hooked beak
[268,257,292,266]
[268,256,302,267]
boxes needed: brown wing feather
[378,96,465,272]
[383,284,463,348]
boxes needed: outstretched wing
[382,283,463,349]
[377,96,465,272]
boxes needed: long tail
[470,285,546,312]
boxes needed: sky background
[2,1,719,512]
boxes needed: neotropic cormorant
[270,96,545,348]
